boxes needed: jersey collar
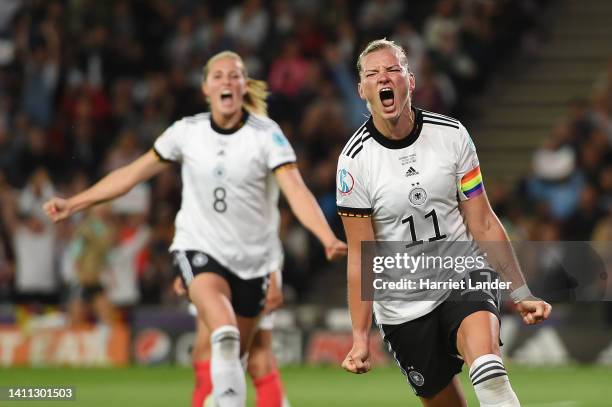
[367,107,423,149]
[210,109,250,135]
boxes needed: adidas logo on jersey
[405,167,419,177]
[221,388,238,397]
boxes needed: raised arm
[340,215,375,374]
[43,150,170,222]
[460,193,552,325]
[275,165,347,260]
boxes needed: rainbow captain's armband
[460,166,483,199]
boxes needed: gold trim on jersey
[337,211,372,218]
[272,162,298,173]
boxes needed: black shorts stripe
[337,206,373,217]
[423,120,459,129]
[175,251,194,284]
[152,147,175,163]
[469,360,505,381]
[472,371,508,387]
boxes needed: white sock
[211,325,246,407]
[469,354,520,407]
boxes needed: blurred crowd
[3,0,597,324]
[499,86,612,244]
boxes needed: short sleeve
[456,123,483,201]
[265,124,297,171]
[336,154,372,217]
[153,120,184,162]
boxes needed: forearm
[287,187,336,247]
[347,250,373,342]
[68,166,138,213]
[471,215,527,289]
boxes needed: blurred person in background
[44,50,346,407]
[62,203,116,327]
[107,184,151,322]
[0,167,59,319]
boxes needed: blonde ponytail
[244,78,269,117]
[203,51,269,117]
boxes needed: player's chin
[215,101,240,116]
[378,104,399,119]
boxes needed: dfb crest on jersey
[408,370,425,387]
[408,184,427,206]
[213,164,225,180]
[337,168,354,195]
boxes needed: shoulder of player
[340,120,373,160]
[245,112,278,133]
[170,112,211,134]
[179,112,211,126]
[419,109,464,132]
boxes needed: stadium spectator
[106,184,151,317]
[562,184,608,241]
[62,204,116,327]
[1,168,59,310]
[224,0,269,52]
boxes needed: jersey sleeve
[153,120,184,162]
[336,153,372,217]
[456,123,483,201]
[265,124,297,171]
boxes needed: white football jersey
[154,111,296,279]
[337,108,486,325]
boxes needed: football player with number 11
[337,39,551,407]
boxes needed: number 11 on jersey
[402,209,447,248]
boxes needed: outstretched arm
[44,150,169,222]
[275,165,347,260]
[460,192,552,325]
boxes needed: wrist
[510,284,533,303]
[323,235,337,249]
[352,330,370,344]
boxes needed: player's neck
[211,108,246,131]
[373,106,414,140]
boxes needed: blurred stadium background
[0,0,611,405]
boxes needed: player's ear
[358,82,365,100]
[201,82,209,98]
[408,72,416,94]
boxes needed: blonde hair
[356,38,411,76]
[203,51,269,117]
